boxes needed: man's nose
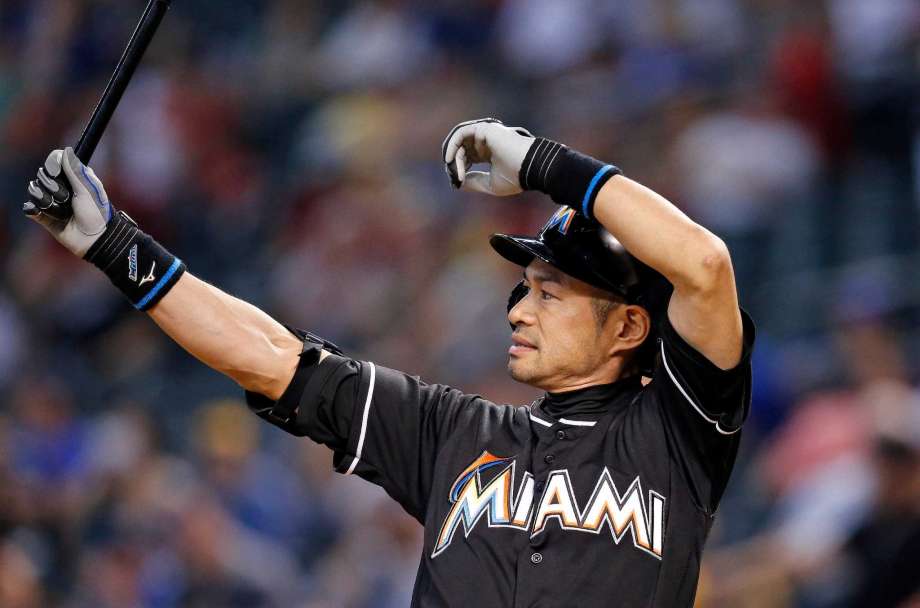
[508,294,535,327]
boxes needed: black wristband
[519,137,622,220]
[84,211,186,311]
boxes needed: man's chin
[507,360,537,385]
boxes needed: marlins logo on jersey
[433,451,666,560]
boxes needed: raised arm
[442,119,743,369]
[25,148,303,399]
[591,176,742,369]
[148,273,302,399]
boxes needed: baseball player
[25,118,753,607]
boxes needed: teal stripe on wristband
[582,165,615,218]
[135,258,183,310]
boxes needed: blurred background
[0,0,918,606]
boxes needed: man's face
[507,259,640,392]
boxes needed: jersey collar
[537,375,643,422]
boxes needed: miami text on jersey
[433,451,666,560]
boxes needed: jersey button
[530,552,543,564]
[535,481,545,493]
[544,454,555,464]
[556,430,566,440]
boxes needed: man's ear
[607,305,650,358]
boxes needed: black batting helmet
[491,206,672,376]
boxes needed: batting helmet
[491,206,672,376]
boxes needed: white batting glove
[25,147,113,258]
[442,118,535,196]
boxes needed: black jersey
[246,311,755,608]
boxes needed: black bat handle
[74,0,172,164]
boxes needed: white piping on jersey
[345,362,377,474]
[659,342,739,436]
[529,413,553,427]
[558,418,596,427]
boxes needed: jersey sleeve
[246,350,489,522]
[646,308,755,511]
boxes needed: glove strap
[519,137,622,220]
[84,211,186,311]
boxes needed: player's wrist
[519,137,622,220]
[84,210,186,311]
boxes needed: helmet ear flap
[507,280,528,329]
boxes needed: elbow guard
[245,328,344,435]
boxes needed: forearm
[147,273,301,400]
[592,175,731,293]
[595,175,742,367]
[510,131,730,292]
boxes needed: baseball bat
[74,0,172,163]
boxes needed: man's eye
[541,290,556,301]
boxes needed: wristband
[83,211,186,311]
[519,137,622,220]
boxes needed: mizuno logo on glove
[139,262,156,287]
[128,244,139,282]
[128,245,156,286]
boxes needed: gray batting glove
[442,118,535,196]
[25,148,113,258]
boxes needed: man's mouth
[509,334,537,356]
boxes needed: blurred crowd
[0,0,918,606]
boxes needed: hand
[25,147,113,258]
[442,118,535,196]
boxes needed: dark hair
[590,294,624,332]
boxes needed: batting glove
[25,148,186,311]
[25,147,112,258]
[442,118,621,220]
[442,118,535,196]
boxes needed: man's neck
[540,364,632,394]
